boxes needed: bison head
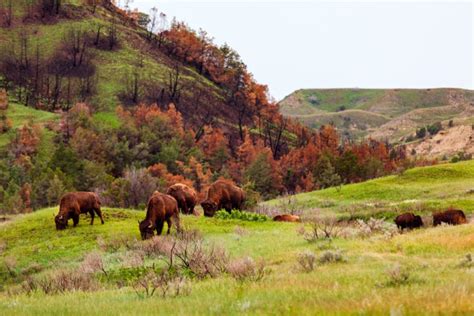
[201,200,218,217]
[138,220,155,240]
[55,214,68,230]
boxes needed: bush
[380,264,411,287]
[80,252,107,276]
[133,270,190,299]
[297,250,316,272]
[226,257,268,282]
[299,216,344,243]
[457,254,473,269]
[214,210,268,222]
[22,269,99,295]
[318,250,346,264]
[355,217,398,238]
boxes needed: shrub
[133,270,190,299]
[3,256,17,277]
[355,217,398,238]
[297,250,316,272]
[97,234,136,252]
[319,250,346,264]
[80,252,107,276]
[137,229,229,279]
[24,269,100,295]
[299,216,344,243]
[457,254,473,269]
[226,257,268,282]
[215,210,268,222]
[380,264,411,287]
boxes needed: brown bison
[201,180,245,217]
[394,212,423,230]
[55,192,104,230]
[138,192,180,240]
[273,214,301,222]
[166,183,197,215]
[433,209,467,226]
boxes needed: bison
[138,192,180,240]
[166,183,197,215]
[433,209,467,226]
[273,214,301,222]
[394,212,423,230]
[55,192,104,230]
[201,180,245,217]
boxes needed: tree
[313,154,341,189]
[47,174,66,206]
[244,150,282,199]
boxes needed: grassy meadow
[0,161,473,315]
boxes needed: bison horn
[148,223,153,228]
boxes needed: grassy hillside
[265,160,474,219]
[0,1,222,129]
[1,209,473,315]
[279,88,474,145]
[0,101,58,147]
[1,161,473,315]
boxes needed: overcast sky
[127,1,473,100]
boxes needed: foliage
[214,210,269,222]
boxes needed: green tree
[244,152,280,199]
[46,175,66,206]
[313,155,341,189]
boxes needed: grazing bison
[201,180,245,217]
[394,212,423,230]
[55,192,104,230]
[433,209,467,226]
[166,183,197,215]
[138,192,180,240]
[273,214,301,223]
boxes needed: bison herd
[395,209,467,230]
[54,180,245,239]
[54,180,470,239]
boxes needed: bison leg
[89,210,95,225]
[95,208,105,224]
[72,214,79,227]
[166,218,172,234]
[156,220,164,236]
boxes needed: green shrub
[214,210,269,222]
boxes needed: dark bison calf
[139,192,180,240]
[273,214,301,222]
[201,180,245,217]
[394,212,423,230]
[55,192,104,230]
[433,209,467,226]
[166,183,197,215]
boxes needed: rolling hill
[279,88,474,155]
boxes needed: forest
[0,0,420,214]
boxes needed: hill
[279,88,474,154]
[265,159,474,219]
[0,1,414,215]
[1,161,473,314]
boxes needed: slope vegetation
[1,199,473,314]
[266,160,474,219]
[279,88,474,146]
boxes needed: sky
[126,0,473,101]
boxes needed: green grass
[0,161,473,315]
[265,160,474,219]
[0,206,473,315]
